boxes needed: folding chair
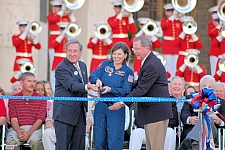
[218,128,225,150]
[1,124,6,150]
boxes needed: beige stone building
[0,0,114,93]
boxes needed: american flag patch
[128,75,134,82]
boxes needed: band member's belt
[163,36,175,40]
[50,31,61,35]
[112,34,128,38]
[92,55,108,60]
[179,51,187,56]
[16,52,32,57]
[186,81,199,87]
[54,53,66,57]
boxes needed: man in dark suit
[127,35,172,150]
[53,39,98,150]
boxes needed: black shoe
[178,138,192,150]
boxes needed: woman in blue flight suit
[89,42,134,150]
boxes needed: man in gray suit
[53,39,98,150]
[127,35,172,150]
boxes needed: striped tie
[74,64,84,83]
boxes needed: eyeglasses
[132,47,144,51]
[35,88,44,92]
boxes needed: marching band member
[212,33,225,82]
[11,20,41,83]
[108,0,137,48]
[50,22,70,91]
[208,6,218,34]
[161,3,183,78]
[208,13,221,76]
[176,50,206,88]
[130,18,162,79]
[87,22,113,73]
[47,0,76,91]
[175,16,203,70]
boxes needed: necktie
[74,64,84,83]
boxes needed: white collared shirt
[141,52,151,67]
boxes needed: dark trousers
[54,112,85,150]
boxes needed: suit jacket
[53,58,88,126]
[127,52,172,125]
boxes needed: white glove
[179,64,187,72]
[14,71,23,79]
[191,34,199,42]
[57,10,64,17]
[56,29,67,43]
[104,37,112,45]
[179,31,186,39]
[69,11,76,22]
[216,24,222,30]
[217,34,223,42]
[116,12,123,20]
[216,70,223,76]
[128,14,135,24]
[135,29,144,37]
[19,25,30,40]
[91,36,98,44]
[194,65,203,74]
[169,15,175,21]
[150,35,157,42]
[32,36,38,44]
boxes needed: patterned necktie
[74,64,84,83]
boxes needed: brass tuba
[219,58,225,72]
[122,0,144,12]
[64,0,85,10]
[143,20,159,36]
[66,23,81,37]
[218,0,225,21]
[29,21,42,35]
[184,53,199,68]
[94,24,111,40]
[182,20,197,34]
[20,61,35,73]
[172,0,197,13]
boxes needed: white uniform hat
[208,6,218,13]
[163,3,174,10]
[94,21,107,27]
[186,49,200,55]
[111,0,122,6]
[50,0,63,6]
[16,58,31,65]
[212,13,220,20]
[16,20,29,26]
[58,22,69,28]
[180,16,194,22]
[137,18,150,25]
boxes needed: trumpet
[143,20,159,36]
[66,23,81,37]
[20,61,35,73]
[182,20,197,34]
[122,0,144,12]
[218,0,225,21]
[184,53,199,68]
[29,21,42,35]
[219,58,225,72]
[172,0,197,13]
[94,24,111,40]
[64,0,85,10]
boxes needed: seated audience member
[0,87,6,125]
[185,85,197,96]
[6,72,46,150]
[179,75,225,150]
[85,108,94,150]
[35,81,48,96]
[11,81,22,95]
[41,80,53,96]
[214,82,225,99]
